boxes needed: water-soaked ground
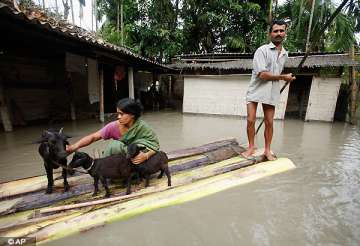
[1,111,359,245]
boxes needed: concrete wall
[305,77,341,122]
[183,75,289,119]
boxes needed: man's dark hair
[269,20,287,32]
[116,98,143,120]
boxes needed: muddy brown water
[1,111,359,245]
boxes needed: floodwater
[1,111,359,246]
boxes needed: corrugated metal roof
[169,54,359,71]
[0,0,169,69]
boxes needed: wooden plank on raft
[0,138,240,200]
[19,158,295,244]
[0,174,91,200]
[38,153,262,215]
[0,139,243,215]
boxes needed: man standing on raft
[241,20,296,161]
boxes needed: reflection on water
[0,111,359,245]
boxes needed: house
[169,52,358,122]
[0,0,170,132]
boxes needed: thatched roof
[170,54,359,71]
[0,0,168,70]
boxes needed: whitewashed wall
[183,75,290,119]
[305,77,341,122]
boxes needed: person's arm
[66,131,102,154]
[258,72,296,82]
[253,47,296,83]
[131,149,156,164]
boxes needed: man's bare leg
[241,102,258,158]
[262,103,276,161]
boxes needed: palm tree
[278,0,355,52]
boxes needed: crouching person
[66,98,160,165]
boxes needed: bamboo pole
[350,44,358,124]
[0,174,91,200]
[116,0,120,32]
[0,210,78,232]
[91,0,94,31]
[128,67,134,99]
[99,65,104,123]
[39,186,172,214]
[121,0,124,45]
[94,0,98,31]
[55,0,59,14]
[70,0,75,24]
[268,0,273,24]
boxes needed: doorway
[285,75,312,120]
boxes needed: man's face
[270,24,286,45]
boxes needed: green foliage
[278,0,357,52]
[180,0,267,53]
[97,0,359,61]
[98,0,182,62]
[100,23,122,46]
[98,0,269,62]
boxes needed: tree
[181,0,268,53]
[278,0,356,52]
[99,0,182,62]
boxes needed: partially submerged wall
[305,77,341,122]
[183,74,289,119]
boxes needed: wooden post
[121,0,124,45]
[99,66,104,123]
[0,82,13,132]
[91,0,94,31]
[349,45,358,124]
[70,103,76,121]
[66,73,76,121]
[268,0,273,24]
[55,0,58,14]
[70,0,75,24]
[168,75,172,97]
[128,67,134,99]
[94,0,98,31]
[117,0,120,32]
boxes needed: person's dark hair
[116,98,143,120]
[269,20,287,32]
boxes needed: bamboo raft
[0,139,295,245]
